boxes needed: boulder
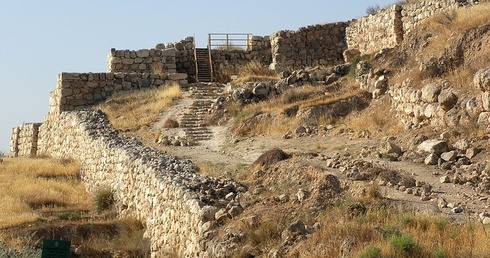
[424,153,439,165]
[417,139,449,155]
[453,139,469,150]
[385,142,403,156]
[421,83,442,103]
[441,151,457,162]
[474,68,490,92]
[438,90,458,111]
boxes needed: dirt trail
[153,89,490,220]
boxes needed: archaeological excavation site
[3,0,490,257]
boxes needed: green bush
[95,188,114,213]
[390,234,419,254]
[382,225,402,239]
[433,249,447,258]
[360,245,382,258]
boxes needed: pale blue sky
[0,0,397,154]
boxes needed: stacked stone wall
[107,48,177,74]
[37,110,244,257]
[49,72,187,114]
[270,22,348,72]
[346,5,403,55]
[401,0,483,35]
[9,123,42,157]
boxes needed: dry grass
[391,3,490,89]
[215,60,279,83]
[347,96,404,138]
[97,83,182,132]
[233,200,490,258]
[293,205,490,258]
[0,157,89,229]
[232,80,366,137]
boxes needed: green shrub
[390,234,418,254]
[382,225,401,239]
[433,249,447,258]
[95,188,114,213]
[360,245,382,258]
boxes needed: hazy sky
[0,0,397,154]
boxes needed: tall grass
[97,83,182,132]
[0,157,89,228]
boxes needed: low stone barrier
[37,110,245,257]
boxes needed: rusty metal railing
[208,33,253,51]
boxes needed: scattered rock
[474,68,490,92]
[438,90,458,111]
[441,151,457,162]
[425,153,439,165]
[421,82,442,103]
[417,139,449,155]
[440,176,451,183]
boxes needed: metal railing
[208,33,253,51]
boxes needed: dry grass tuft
[347,96,403,138]
[216,61,279,83]
[97,83,182,132]
[232,79,367,137]
[0,157,89,229]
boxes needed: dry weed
[0,157,89,228]
[97,83,182,132]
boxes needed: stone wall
[48,72,187,114]
[346,5,403,55]
[9,123,42,157]
[172,37,197,82]
[388,75,490,130]
[270,22,348,72]
[345,0,486,56]
[401,0,483,35]
[107,48,177,74]
[37,110,244,257]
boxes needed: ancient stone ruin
[9,0,486,256]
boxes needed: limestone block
[474,68,490,91]
[421,82,442,103]
[136,49,150,58]
[417,139,449,155]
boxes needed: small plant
[367,183,383,199]
[360,245,382,258]
[95,188,114,213]
[433,219,447,231]
[433,249,447,258]
[434,10,457,26]
[57,210,82,220]
[390,234,419,255]
[382,225,402,239]
[366,4,381,15]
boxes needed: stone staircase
[180,84,222,142]
[195,48,212,82]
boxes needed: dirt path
[152,90,490,220]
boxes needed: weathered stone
[441,151,457,162]
[385,142,403,156]
[474,68,490,92]
[421,83,442,103]
[438,198,448,209]
[440,176,450,183]
[425,153,439,165]
[417,139,449,155]
[438,90,458,111]
[200,206,218,222]
[453,139,469,151]
[136,49,150,58]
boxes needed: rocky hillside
[140,3,490,257]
